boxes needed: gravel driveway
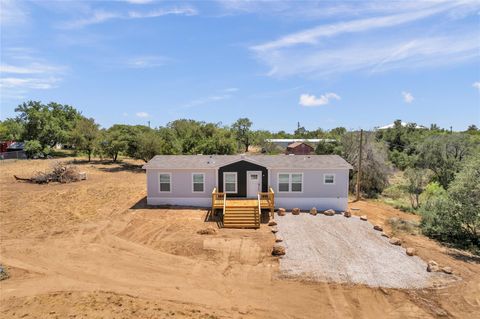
[276,213,436,288]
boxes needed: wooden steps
[223,206,260,229]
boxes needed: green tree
[24,140,43,158]
[71,118,99,162]
[417,133,473,189]
[14,101,82,148]
[232,118,253,152]
[420,154,480,249]
[97,126,130,162]
[134,130,166,162]
[341,132,391,197]
[403,168,432,210]
[0,119,24,141]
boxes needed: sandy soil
[1,158,479,318]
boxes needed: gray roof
[143,154,353,170]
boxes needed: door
[247,171,262,198]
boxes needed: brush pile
[14,162,86,184]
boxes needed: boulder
[272,245,286,256]
[373,225,383,231]
[197,227,217,235]
[441,266,453,274]
[389,237,402,245]
[292,208,300,215]
[277,208,286,216]
[309,207,318,216]
[343,211,352,218]
[406,247,416,256]
[381,232,389,238]
[275,236,283,243]
[271,227,279,234]
[360,215,368,221]
[268,220,277,226]
[427,260,440,272]
[323,209,335,216]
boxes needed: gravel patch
[276,213,437,289]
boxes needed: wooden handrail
[222,193,226,216]
[257,193,262,227]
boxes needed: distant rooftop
[376,122,427,130]
[265,138,336,143]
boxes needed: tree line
[1,101,479,250]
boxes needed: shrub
[24,140,43,158]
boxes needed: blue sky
[1,0,479,131]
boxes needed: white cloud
[473,82,480,90]
[0,49,66,100]
[183,94,231,108]
[125,0,154,4]
[135,112,150,118]
[250,1,480,78]
[251,2,460,52]
[224,87,239,92]
[0,63,65,74]
[126,56,169,68]
[402,91,414,103]
[254,33,479,78]
[0,0,28,26]
[128,7,197,19]
[299,93,340,107]
[0,77,61,90]
[63,6,197,28]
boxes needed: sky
[0,0,479,132]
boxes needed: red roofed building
[285,142,314,155]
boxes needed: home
[285,142,314,155]
[143,155,352,216]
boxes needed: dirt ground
[1,158,479,318]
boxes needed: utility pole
[355,129,363,201]
[148,120,151,128]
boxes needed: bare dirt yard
[1,158,479,318]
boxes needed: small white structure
[376,122,427,130]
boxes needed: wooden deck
[212,187,275,228]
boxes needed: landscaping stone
[389,237,402,245]
[271,227,279,233]
[343,211,352,218]
[381,232,389,238]
[406,248,416,256]
[373,225,383,231]
[197,227,217,235]
[309,207,318,216]
[427,260,439,272]
[323,209,335,216]
[272,245,286,256]
[268,220,277,226]
[360,215,368,221]
[277,208,286,216]
[441,266,453,274]
[292,208,300,215]
[275,236,283,243]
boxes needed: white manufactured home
[143,155,352,220]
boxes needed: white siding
[146,169,215,201]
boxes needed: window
[159,173,171,192]
[278,173,303,193]
[291,173,302,192]
[324,174,335,184]
[278,174,290,192]
[192,173,204,192]
[223,172,237,193]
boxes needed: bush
[24,140,43,158]
[420,155,480,250]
